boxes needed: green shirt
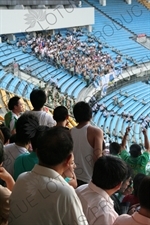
[120,150,149,176]
[14,152,38,181]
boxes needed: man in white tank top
[71,101,103,186]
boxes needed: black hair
[73,101,92,123]
[16,113,39,145]
[109,142,121,155]
[92,155,127,189]
[37,127,73,166]
[133,173,146,197]
[0,126,11,144]
[30,126,49,151]
[130,144,141,158]
[0,140,4,164]
[8,96,20,110]
[138,176,150,209]
[30,89,46,110]
[53,106,68,122]
[9,134,16,143]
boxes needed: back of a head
[16,113,39,145]
[138,176,150,210]
[8,96,20,110]
[73,101,92,123]
[133,173,146,197]
[130,144,141,158]
[37,127,73,166]
[0,126,11,144]
[0,140,4,164]
[30,125,49,151]
[109,142,121,155]
[53,106,68,122]
[92,155,127,190]
[30,89,46,110]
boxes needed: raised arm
[121,126,130,150]
[142,128,150,152]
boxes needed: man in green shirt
[120,129,150,177]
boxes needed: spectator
[111,165,133,215]
[122,173,146,207]
[4,96,24,134]
[14,125,49,181]
[76,155,128,225]
[71,101,103,186]
[0,140,15,225]
[9,127,88,225]
[27,89,56,127]
[53,106,69,128]
[120,129,150,177]
[3,114,39,177]
[113,176,150,225]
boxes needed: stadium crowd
[0,89,150,225]
[15,31,125,86]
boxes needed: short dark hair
[73,101,92,123]
[31,126,49,151]
[16,113,39,145]
[0,140,4,164]
[0,125,11,144]
[138,176,150,209]
[92,156,127,189]
[130,144,141,158]
[8,96,20,110]
[30,89,46,110]
[53,106,68,122]
[37,127,73,166]
[133,173,146,197]
[109,142,121,155]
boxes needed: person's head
[36,127,73,169]
[109,142,121,155]
[53,106,68,123]
[0,140,4,165]
[73,101,92,123]
[9,134,16,143]
[92,156,127,192]
[15,113,39,146]
[30,89,46,110]
[129,144,141,158]
[0,125,11,145]
[138,176,150,210]
[133,173,146,197]
[8,96,24,113]
[30,126,49,151]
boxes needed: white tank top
[71,124,94,183]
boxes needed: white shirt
[3,143,28,177]
[113,211,150,225]
[26,110,56,127]
[76,182,118,225]
[9,165,88,225]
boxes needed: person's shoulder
[113,213,131,224]
[88,125,103,134]
[4,143,15,151]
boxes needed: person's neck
[76,121,90,128]
[39,162,65,176]
[33,107,43,111]
[138,208,150,218]
[12,109,20,116]
[56,121,67,127]
[15,142,29,149]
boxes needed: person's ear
[115,182,122,191]
[64,153,73,167]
